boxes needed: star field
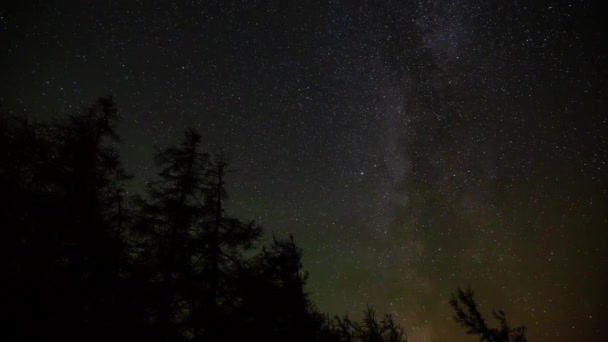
[1,1,606,340]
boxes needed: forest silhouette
[3,96,525,341]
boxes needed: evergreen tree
[136,129,209,340]
[191,150,263,340]
[3,96,408,341]
[450,287,527,342]
[236,234,314,341]
[313,306,407,342]
[137,133,261,340]
[3,112,56,340]
[4,96,132,340]
[49,95,131,339]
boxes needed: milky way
[2,1,606,340]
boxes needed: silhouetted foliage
[134,129,211,340]
[234,234,317,341]
[315,306,407,342]
[450,287,527,342]
[196,151,264,339]
[3,96,408,341]
[4,96,137,341]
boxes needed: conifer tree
[190,150,263,340]
[49,96,131,339]
[3,96,410,341]
[450,287,527,342]
[4,96,131,340]
[137,129,209,340]
[237,234,315,341]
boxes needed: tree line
[2,96,526,341]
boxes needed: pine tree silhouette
[315,306,407,342]
[450,287,527,342]
[4,96,132,341]
[192,150,263,340]
[134,129,210,340]
[235,234,316,341]
[4,96,409,342]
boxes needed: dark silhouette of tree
[48,96,132,340]
[3,112,57,341]
[235,234,318,341]
[136,135,262,340]
[450,287,527,342]
[191,150,263,340]
[134,129,210,340]
[315,306,407,342]
[3,95,408,342]
[4,96,134,341]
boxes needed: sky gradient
[2,1,606,340]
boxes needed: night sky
[2,1,607,340]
